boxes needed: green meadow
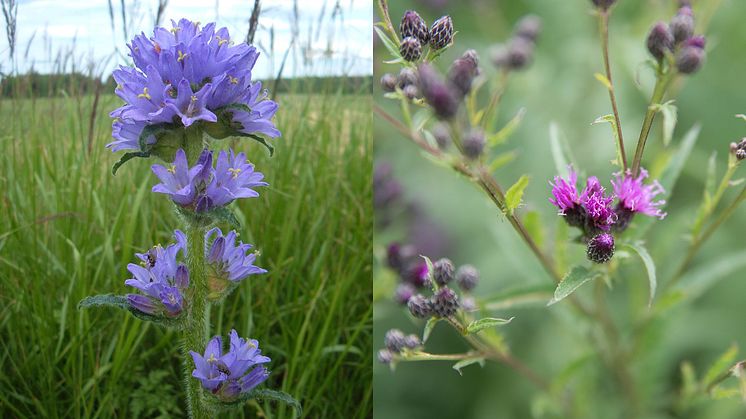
[0,91,372,418]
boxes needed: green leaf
[423,317,440,343]
[220,103,252,114]
[488,150,518,173]
[175,205,242,230]
[631,124,700,238]
[549,122,576,178]
[488,108,526,147]
[675,249,746,301]
[703,345,739,389]
[591,114,623,167]
[373,26,401,60]
[78,294,184,328]
[235,132,275,156]
[247,389,303,418]
[594,73,612,90]
[547,265,602,306]
[137,123,172,152]
[523,211,544,249]
[482,283,555,311]
[452,357,485,376]
[620,241,657,307]
[112,151,150,175]
[657,100,677,147]
[505,175,529,216]
[466,317,514,334]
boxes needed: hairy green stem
[598,10,628,170]
[631,70,673,175]
[182,224,212,419]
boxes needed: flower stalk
[598,9,628,170]
[631,68,674,175]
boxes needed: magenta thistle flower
[611,169,666,230]
[549,167,586,228]
[107,19,279,154]
[190,329,271,401]
[125,231,190,317]
[580,176,617,232]
[152,148,267,212]
[206,228,267,282]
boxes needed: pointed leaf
[505,175,529,216]
[247,389,302,418]
[549,123,576,178]
[112,151,150,175]
[423,317,440,343]
[488,108,526,147]
[591,114,623,167]
[704,345,739,390]
[466,317,514,334]
[620,241,657,307]
[548,265,601,306]
[235,132,274,156]
[78,294,185,328]
[373,26,401,60]
[488,150,518,173]
[594,73,612,90]
[452,357,485,376]
[659,101,677,147]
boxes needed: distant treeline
[0,72,372,98]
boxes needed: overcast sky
[0,0,372,78]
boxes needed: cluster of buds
[405,257,480,320]
[398,10,453,62]
[377,329,423,365]
[386,243,432,305]
[730,138,746,162]
[416,50,480,120]
[646,5,706,74]
[550,167,666,263]
[491,15,542,72]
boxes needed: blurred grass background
[0,88,373,417]
[374,0,746,418]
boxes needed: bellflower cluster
[107,19,279,158]
[205,228,266,299]
[191,330,271,402]
[125,231,189,317]
[550,166,666,263]
[152,148,267,212]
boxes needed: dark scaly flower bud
[429,15,453,50]
[408,294,433,318]
[670,6,694,44]
[494,38,534,71]
[405,261,430,287]
[514,15,542,42]
[380,73,397,92]
[432,123,451,149]
[447,49,480,98]
[403,85,419,100]
[587,233,615,264]
[431,286,459,317]
[456,264,479,291]
[377,349,394,364]
[732,138,746,161]
[394,283,416,305]
[403,334,421,350]
[400,10,429,45]
[592,0,617,10]
[418,63,459,119]
[676,43,705,74]
[432,258,455,285]
[384,329,407,352]
[400,36,423,62]
[646,22,674,60]
[398,68,419,89]
[462,129,486,159]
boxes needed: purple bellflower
[205,228,266,298]
[190,329,271,401]
[125,231,190,317]
[107,19,279,154]
[152,148,267,212]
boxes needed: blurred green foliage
[374,0,746,418]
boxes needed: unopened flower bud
[587,233,615,264]
[400,10,429,45]
[456,265,479,291]
[380,73,397,92]
[591,0,617,10]
[384,329,407,352]
[461,296,477,312]
[400,36,422,62]
[394,283,416,305]
[377,349,394,364]
[418,63,459,119]
[448,50,479,98]
[433,258,455,285]
[408,294,433,318]
[403,85,419,100]
[514,15,542,42]
[406,261,430,287]
[397,68,418,89]
[432,123,451,149]
[647,22,674,60]
[431,286,459,317]
[494,38,534,71]
[429,15,453,50]
[462,129,485,159]
[676,45,705,74]
[404,334,421,349]
[670,6,694,44]
[733,138,746,161]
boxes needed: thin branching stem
[598,10,628,170]
[631,68,674,175]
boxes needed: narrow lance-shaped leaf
[78,294,184,328]
[703,345,739,390]
[452,357,485,376]
[373,26,402,61]
[620,241,657,307]
[423,317,440,343]
[112,151,150,175]
[488,107,526,147]
[466,317,514,335]
[548,265,601,306]
[592,114,624,167]
[549,122,577,179]
[505,175,529,216]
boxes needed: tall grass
[0,89,372,417]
